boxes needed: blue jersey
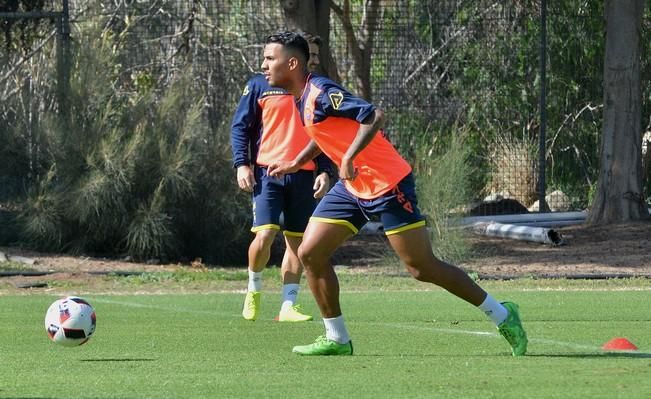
[297,74,376,125]
[298,74,412,199]
[230,74,332,174]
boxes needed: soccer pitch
[2,283,651,398]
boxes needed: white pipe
[361,208,650,235]
[459,211,586,227]
[474,222,564,245]
[359,213,583,235]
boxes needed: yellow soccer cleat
[242,291,261,321]
[277,304,313,322]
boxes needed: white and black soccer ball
[45,296,96,347]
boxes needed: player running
[263,31,528,356]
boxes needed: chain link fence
[2,0,649,217]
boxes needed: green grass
[0,260,38,272]
[2,281,651,398]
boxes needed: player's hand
[313,172,330,199]
[339,158,358,181]
[267,161,298,178]
[236,165,255,192]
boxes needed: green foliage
[21,182,66,251]
[18,25,251,264]
[0,260,36,272]
[0,1,53,54]
[119,268,249,284]
[0,208,19,245]
[413,126,473,263]
[403,1,621,207]
[0,120,30,202]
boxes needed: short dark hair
[300,31,322,47]
[265,31,310,65]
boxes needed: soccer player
[263,31,528,356]
[230,33,333,322]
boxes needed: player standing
[230,33,333,322]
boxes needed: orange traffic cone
[602,337,638,351]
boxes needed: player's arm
[267,140,323,178]
[340,109,385,180]
[230,78,260,192]
[318,83,384,180]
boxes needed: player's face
[261,43,292,88]
[307,42,320,72]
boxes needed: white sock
[323,315,350,344]
[281,284,300,310]
[478,294,509,326]
[247,270,263,292]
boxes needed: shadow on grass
[80,358,157,362]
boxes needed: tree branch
[403,2,500,87]
[0,29,56,87]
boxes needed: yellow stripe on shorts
[384,220,426,236]
[309,217,359,234]
[251,224,281,233]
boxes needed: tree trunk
[587,0,648,224]
[280,0,341,82]
[331,0,380,100]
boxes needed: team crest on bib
[242,85,250,96]
[328,91,344,110]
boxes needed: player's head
[262,31,309,87]
[300,31,322,72]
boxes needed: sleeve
[320,83,376,123]
[230,77,261,168]
[314,153,335,178]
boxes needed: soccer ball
[45,296,96,347]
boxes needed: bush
[18,27,251,264]
[413,127,473,263]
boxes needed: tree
[280,0,341,82]
[587,0,648,224]
[329,0,380,100]
[279,0,381,100]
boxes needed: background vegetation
[1,1,650,264]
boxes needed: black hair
[300,31,322,47]
[265,31,310,65]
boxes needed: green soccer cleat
[292,336,353,356]
[278,305,313,322]
[242,291,261,321]
[498,301,528,356]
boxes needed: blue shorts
[311,173,426,235]
[251,167,316,236]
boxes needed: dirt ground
[461,220,651,279]
[1,221,650,289]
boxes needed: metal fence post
[56,0,71,128]
[538,0,549,212]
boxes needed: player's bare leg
[277,234,312,321]
[292,221,354,355]
[281,235,302,284]
[248,229,278,273]
[242,229,277,320]
[386,226,486,305]
[297,221,353,318]
[387,225,528,355]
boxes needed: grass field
[2,277,651,398]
